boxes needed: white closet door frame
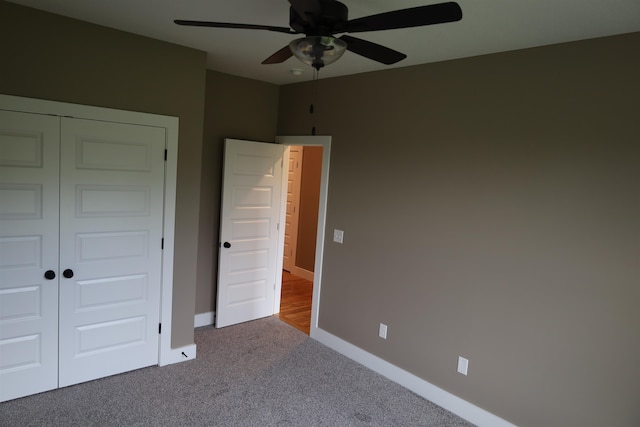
[0,94,192,367]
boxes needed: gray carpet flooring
[0,317,475,426]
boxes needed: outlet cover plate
[457,356,469,375]
[379,323,388,339]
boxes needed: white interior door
[0,110,60,402]
[57,117,165,387]
[283,146,302,272]
[216,139,284,328]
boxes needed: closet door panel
[58,118,165,387]
[0,110,60,402]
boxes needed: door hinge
[158,323,162,334]
[161,238,164,249]
[164,149,168,161]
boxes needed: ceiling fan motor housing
[289,0,348,35]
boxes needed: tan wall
[196,70,279,314]
[296,146,323,271]
[0,1,206,348]
[278,32,640,427]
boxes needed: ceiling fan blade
[340,35,406,65]
[345,2,462,33]
[262,45,294,64]
[174,20,296,34]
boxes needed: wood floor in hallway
[276,270,312,335]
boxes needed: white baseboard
[291,266,314,281]
[194,311,215,327]
[158,343,197,366]
[312,327,516,427]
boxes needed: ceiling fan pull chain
[311,68,319,135]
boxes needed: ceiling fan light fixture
[289,36,347,70]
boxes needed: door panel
[57,118,165,387]
[283,146,302,272]
[0,110,60,402]
[216,139,284,328]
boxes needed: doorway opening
[277,145,322,335]
[273,137,330,337]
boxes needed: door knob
[63,269,74,278]
[44,270,56,280]
[223,242,231,248]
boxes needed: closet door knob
[223,242,231,248]
[44,270,56,280]
[63,269,74,278]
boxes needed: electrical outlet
[457,356,469,376]
[379,323,388,339]
[333,229,344,244]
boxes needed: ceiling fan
[175,0,462,70]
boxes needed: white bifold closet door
[0,110,165,401]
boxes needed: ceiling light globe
[289,36,347,70]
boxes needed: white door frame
[275,135,331,337]
[0,94,189,367]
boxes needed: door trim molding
[0,94,185,367]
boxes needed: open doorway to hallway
[276,145,323,335]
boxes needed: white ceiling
[8,0,640,85]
